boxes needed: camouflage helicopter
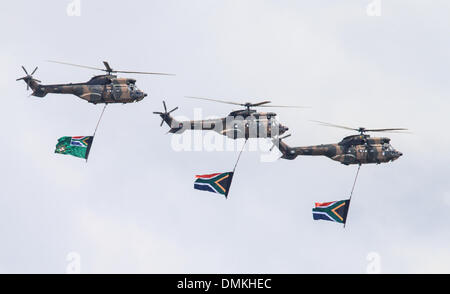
[273,121,406,165]
[154,96,307,140]
[17,61,174,104]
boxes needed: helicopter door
[112,84,123,100]
[355,145,368,163]
[367,145,377,163]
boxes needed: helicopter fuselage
[26,75,147,104]
[160,111,289,140]
[278,135,403,165]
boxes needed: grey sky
[1,0,450,273]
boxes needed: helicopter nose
[392,151,403,161]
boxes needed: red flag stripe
[315,201,335,208]
[195,173,222,179]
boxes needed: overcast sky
[1,0,450,273]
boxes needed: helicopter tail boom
[166,115,184,133]
[30,85,48,97]
[272,136,335,160]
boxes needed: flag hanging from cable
[312,199,350,224]
[55,136,94,160]
[194,172,234,198]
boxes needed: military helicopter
[154,96,306,140]
[17,61,174,104]
[272,121,407,165]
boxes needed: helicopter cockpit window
[87,76,111,85]
[383,144,394,151]
[129,84,138,92]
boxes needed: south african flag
[194,172,234,198]
[55,136,94,160]
[312,199,350,224]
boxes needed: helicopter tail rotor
[16,66,41,91]
[270,133,292,152]
[153,101,179,128]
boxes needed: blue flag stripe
[194,183,216,194]
[313,211,335,222]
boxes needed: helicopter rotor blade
[313,120,409,134]
[279,134,292,140]
[258,104,310,109]
[154,101,178,127]
[270,134,292,151]
[311,120,358,131]
[250,101,272,107]
[380,130,412,134]
[47,60,105,71]
[48,60,175,75]
[369,130,413,135]
[185,96,245,106]
[186,96,308,108]
[17,66,40,92]
[364,128,409,133]
[17,76,41,83]
[21,66,28,75]
[113,70,175,76]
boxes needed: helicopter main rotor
[185,96,308,111]
[312,120,408,135]
[47,60,175,76]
